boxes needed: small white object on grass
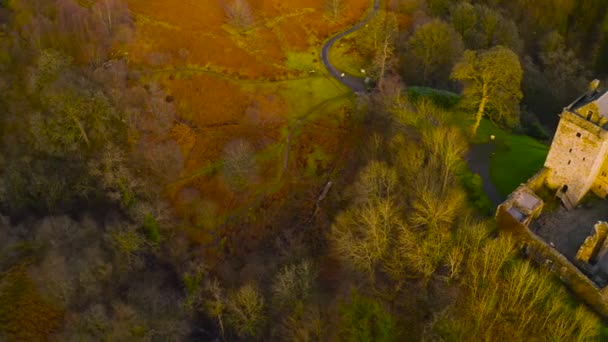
[340,73,345,78]
[490,134,495,141]
[361,69,366,74]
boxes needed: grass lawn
[475,119,549,196]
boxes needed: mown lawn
[474,119,549,196]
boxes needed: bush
[0,268,64,341]
[407,86,462,109]
[143,214,160,244]
[456,161,493,215]
[339,291,397,342]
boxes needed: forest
[1,0,608,340]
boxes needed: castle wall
[576,102,608,127]
[592,156,608,198]
[544,111,608,204]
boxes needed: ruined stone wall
[544,111,608,203]
[525,167,549,192]
[496,206,608,317]
[576,222,608,263]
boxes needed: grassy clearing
[474,119,549,196]
[329,38,368,76]
[244,74,349,122]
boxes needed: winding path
[466,143,504,206]
[319,1,505,208]
[321,0,381,92]
[191,1,382,249]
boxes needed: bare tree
[221,0,255,31]
[204,279,227,340]
[222,139,257,191]
[369,14,399,89]
[325,0,345,22]
[330,198,404,282]
[226,283,266,338]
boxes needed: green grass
[285,48,323,73]
[328,39,368,76]
[244,75,349,121]
[475,119,549,196]
[305,145,332,177]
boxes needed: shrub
[456,161,493,215]
[0,268,64,341]
[407,86,462,109]
[143,214,160,244]
[339,291,397,342]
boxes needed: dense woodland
[1,0,608,340]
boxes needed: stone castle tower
[544,81,608,207]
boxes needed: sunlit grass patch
[328,38,368,76]
[285,48,323,72]
[475,119,549,196]
[305,145,332,177]
[243,75,350,122]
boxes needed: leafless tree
[226,282,266,338]
[220,0,255,31]
[325,0,345,22]
[222,139,257,191]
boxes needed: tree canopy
[451,46,523,135]
[406,19,464,86]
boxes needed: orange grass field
[125,0,370,246]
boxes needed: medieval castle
[497,80,608,317]
[544,80,608,208]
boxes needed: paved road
[321,0,381,92]
[466,143,505,206]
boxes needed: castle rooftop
[569,88,608,118]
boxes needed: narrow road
[321,0,381,92]
[466,143,505,206]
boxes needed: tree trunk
[471,88,488,136]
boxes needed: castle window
[583,157,586,161]
[568,160,571,165]
[569,148,573,153]
[577,132,582,138]
[587,111,593,120]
